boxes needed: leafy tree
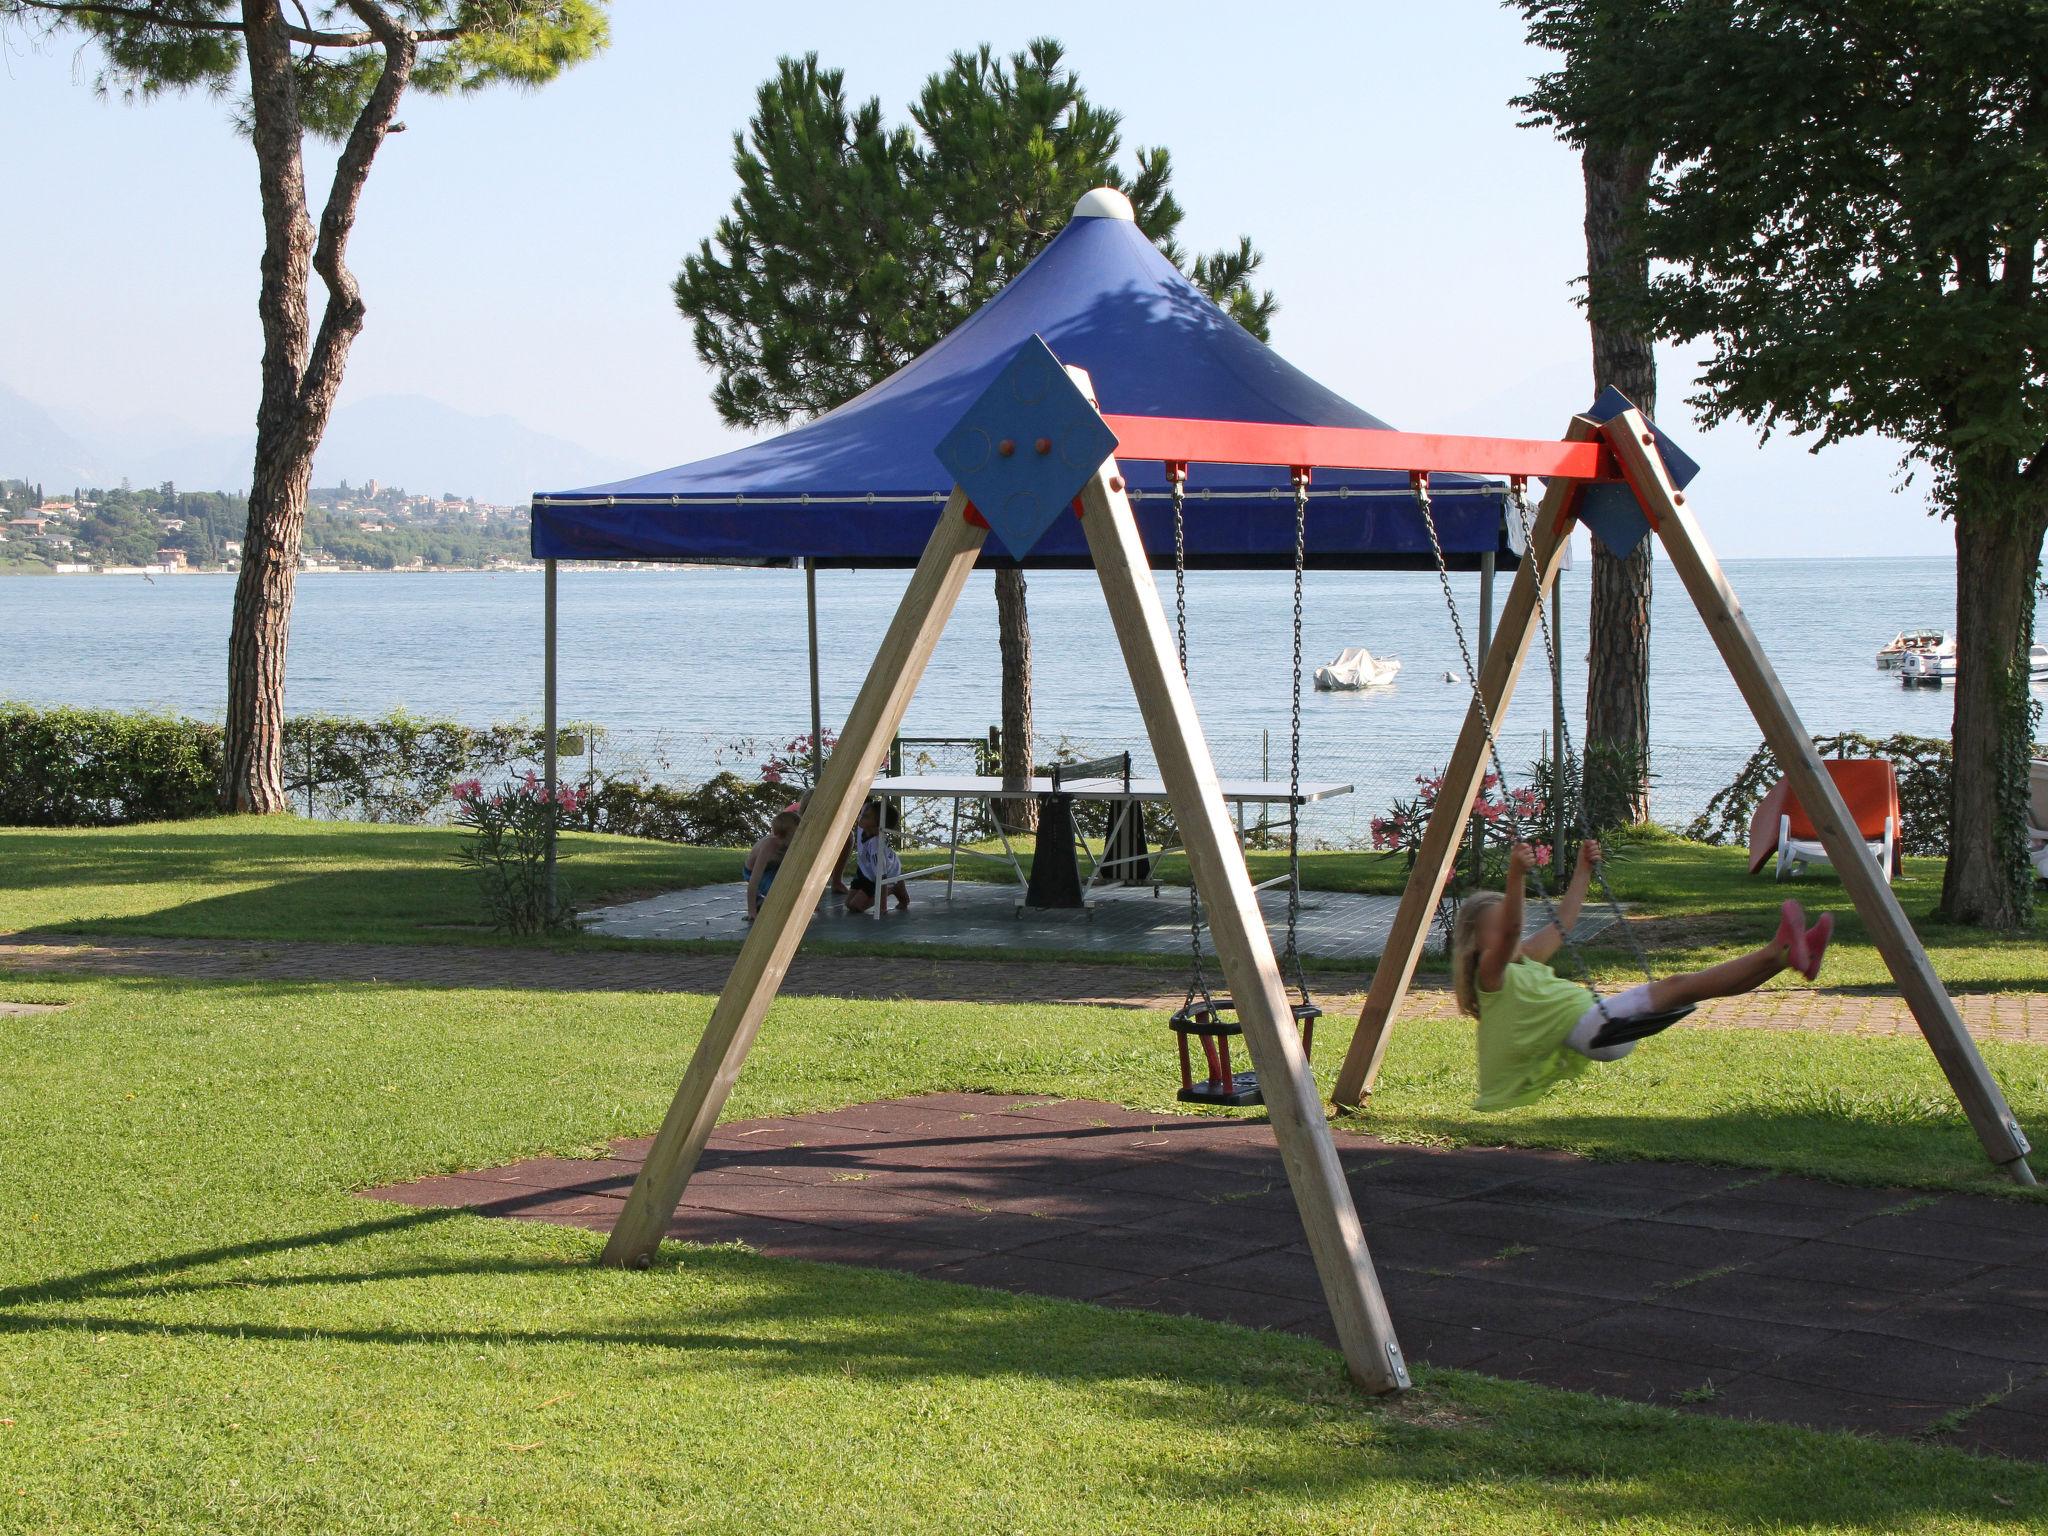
[1519,0,2048,927]
[1513,1,1660,831]
[677,40,1276,821]
[4,1,608,811]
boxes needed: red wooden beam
[1100,414,1622,482]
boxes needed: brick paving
[4,930,2047,1041]
[364,1092,2048,1459]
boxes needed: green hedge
[0,703,789,846]
[0,704,220,825]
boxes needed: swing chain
[1505,478,1656,984]
[1412,472,1614,1024]
[1285,469,1310,1001]
[1170,467,1213,1012]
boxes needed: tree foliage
[1516,0,2048,926]
[4,2,608,134]
[677,39,1278,428]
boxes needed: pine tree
[678,39,1276,821]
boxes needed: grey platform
[585,878,1614,963]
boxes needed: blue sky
[0,0,1947,557]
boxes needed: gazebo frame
[594,343,2034,1400]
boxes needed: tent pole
[543,557,558,917]
[1552,564,1566,867]
[1605,412,2035,1183]
[601,495,989,1267]
[1332,417,1595,1109]
[1472,551,1495,887]
[806,557,824,781]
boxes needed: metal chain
[1413,473,1615,1025]
[1171,470,1213,1011]
[1506,478,1655,983]
[1285,470,1310,1002]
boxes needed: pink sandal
[1775,900,1811,976]
[1800,914,1834,981]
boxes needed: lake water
[3,557,2040,843]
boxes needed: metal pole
[806,557,824,784]
[1471,550,1496,886]
[1552,559,1566,867]
[543,558,559,916]
[1477,551,1495,667]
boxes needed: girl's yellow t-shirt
[1473,957,1596,1110]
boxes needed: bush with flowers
[451,772,586,934]
[1371,768,1551,897]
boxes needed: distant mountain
[0,386,634,504]
[0,384,109,490]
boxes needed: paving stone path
[4,930,2047,1041]
[366,1092,2048,1461]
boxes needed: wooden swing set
[598,335,2035,1396]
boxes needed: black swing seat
[1587,1002,1696,1050]
[1169,996,1321,1107]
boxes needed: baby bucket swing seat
[1167,464,1321,1104]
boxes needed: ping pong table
[862,770,1354,914]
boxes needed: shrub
[1371,769,1551,895]
[575,770,787,846]
[451,774,584,934]
[282,713,546,822]
[0,704,220,825]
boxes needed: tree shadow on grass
[0,1204,2039,1526]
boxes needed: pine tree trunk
[995,566,1037,833]
[1581,142,1656,828]
[218,4,412,812]
[1938,484,2047,928]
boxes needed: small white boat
[1314,646,1401,691]
[2029,642,2048,677]
[1900,635,1957,687]
[1877,628,1946,669]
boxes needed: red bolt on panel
[997,439,1016,457]
[1034,437,1052,455]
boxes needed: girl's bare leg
[1647,940,1789,1012]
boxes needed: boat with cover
[1314,646,1401,691]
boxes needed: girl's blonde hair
[1450,891,1506,1018]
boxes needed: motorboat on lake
[1314,646,1401,691]
[1900,635,1957,687]
[1877,628,1946,669]
[2031,642,2048,677]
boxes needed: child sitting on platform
[1452,839,1833,1111]
[843,799,909,915]
[742,809,800,922]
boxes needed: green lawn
[6,818,2045,994]
[2,972,2043,1531]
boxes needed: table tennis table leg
[947,797,960,901]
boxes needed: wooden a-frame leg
[600,493,990,1266]
[1331,418,1593,1108]
[1606,415,2037,1184]
[1078,461,1411,1394]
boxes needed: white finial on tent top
[1072,186,1135,221]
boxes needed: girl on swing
[1453,839,1834,1111]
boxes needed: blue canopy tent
[532,189,1513,572]
[527,187,1546,796]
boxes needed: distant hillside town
[0,477,533,574]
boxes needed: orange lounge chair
[1747,759,1902,883]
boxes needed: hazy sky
[1,0,1949,557]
